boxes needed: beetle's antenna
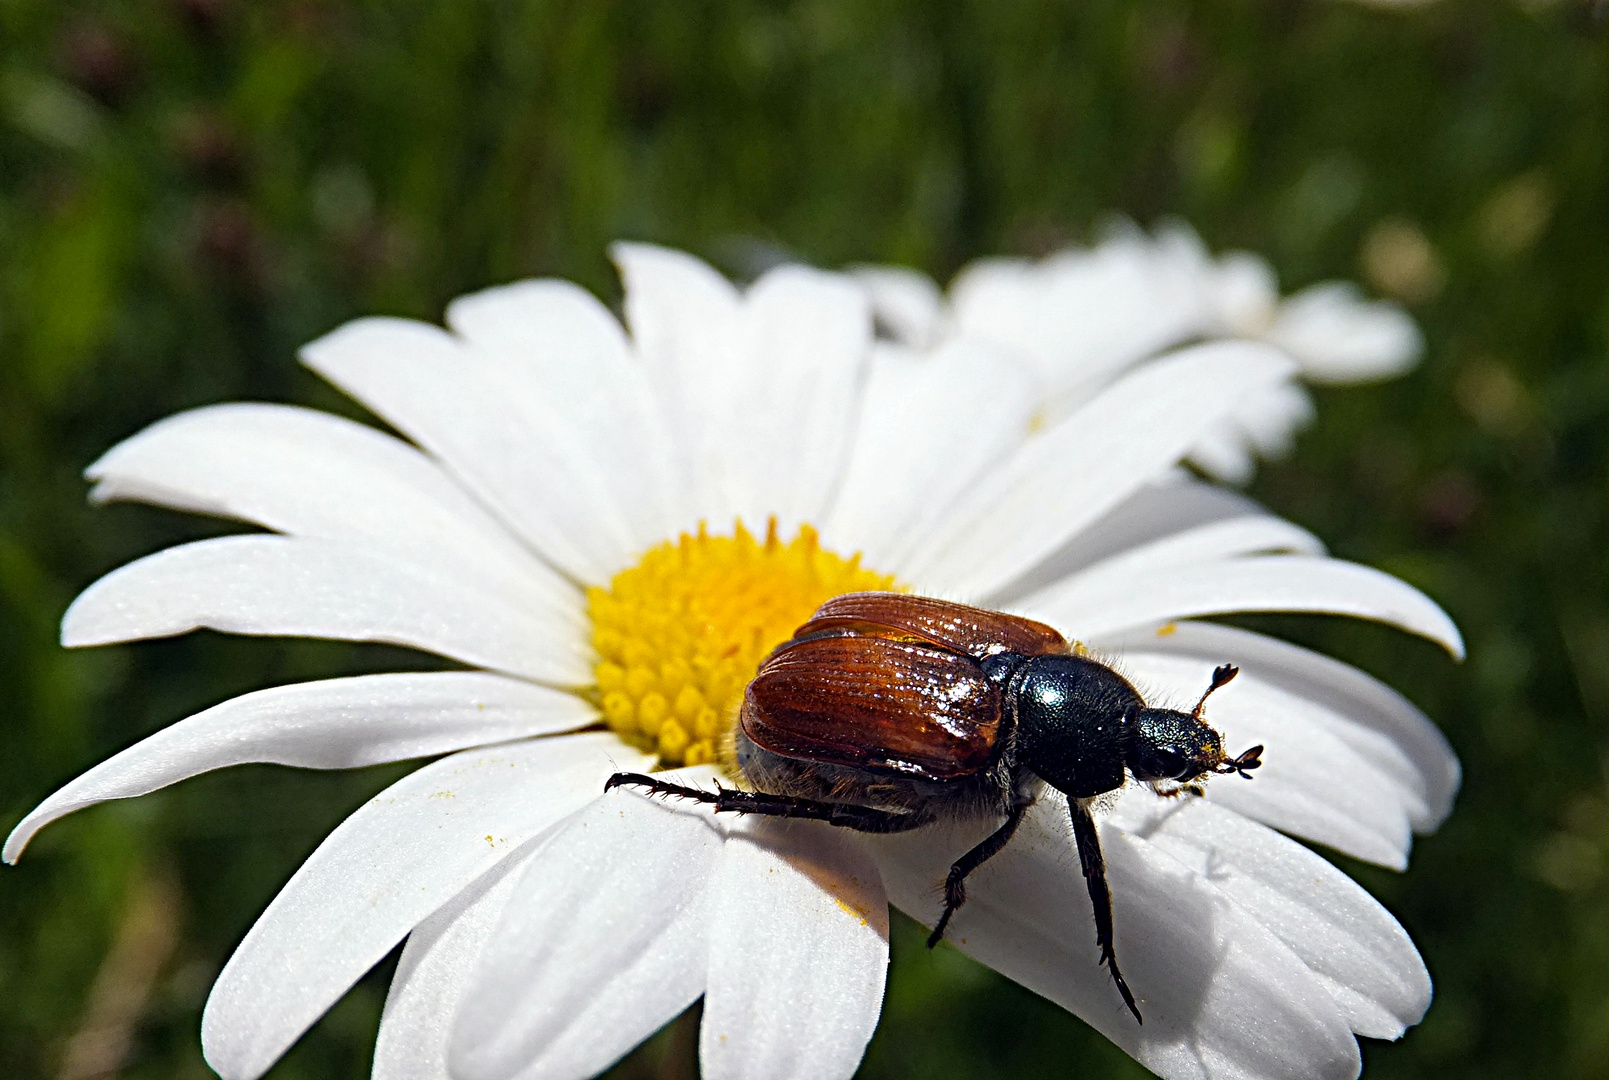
[1192,663,1240,719]
[1215,744,1263,779]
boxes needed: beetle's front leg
[1069,796,1142,1023]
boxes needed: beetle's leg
[1069,797,1142,1024]
[926,800,1028,948]
[604,772,934,833]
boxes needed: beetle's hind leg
[926,800,1028,948]
[1069,797,1143,1023]
[604,772,935,833]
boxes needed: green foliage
[2,1,1607,1078]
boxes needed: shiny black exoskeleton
[954,652,1260,1018]
[981,651,1253,799]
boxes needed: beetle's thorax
[998,653,1144,800]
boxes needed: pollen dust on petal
[587,518,896,768]
[835,896,871,926]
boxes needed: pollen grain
[587,519,895,768]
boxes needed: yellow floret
[586,519,896,767]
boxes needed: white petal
[1100,620,1459,831]
[1024,555,1464,660]
[1206,251,1279,338]
[1039,516,1324,604]
[729,264,873,530]
[995,476,1284,601]
[850,265,946,347]
[701,819,889,1080]
[1110,794,1431,1038]
[1147,218,1217,274]
[618,247,875,533]
[301,316,635,583]
[60,535,591,684]
[375,842,537,1080]
[1186,427,1259,486]
[903,342,1297,601]
[1265,284,1422,384]
[444,279,689,552]
[996,493,1323,606]
[949,234,1212,406]
[872,798,1360,1080]
[451,767,726,1080]
[1,672,595,864]
[823,338,1038,573]
[1099,648,1414,867]
[84,403,565,607]
[613,242,750,526]
[1232,380,1316,459]
[1185,379,1317,485]
[201,733,645,1080]
[1187,380,1316,484]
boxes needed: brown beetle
[608,592,1261,1022]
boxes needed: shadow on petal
[725,817,891,945]
[873,796,1358,1080]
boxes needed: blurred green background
[2,1,1607,1078]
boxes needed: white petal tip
[200,1048,263,1080]
[608,239,680,272]
[1403,608,1464,661]
[201,1009,277,1080]
[59,601,120,649]
[1431,618,1466,661]
[1422,762,1464,832]
[7,807,72,863]
[3,818,27,864]
[3,799,54,864]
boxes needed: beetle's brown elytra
[607,591,1263,1024]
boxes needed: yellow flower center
[587,519,896,767]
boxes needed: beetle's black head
[1127,664,1262,783]
[1127,708,1224,782]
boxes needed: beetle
[606,591,1262,1022]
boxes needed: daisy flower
[854,218,1423,483]
[5,243,1461,1080]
